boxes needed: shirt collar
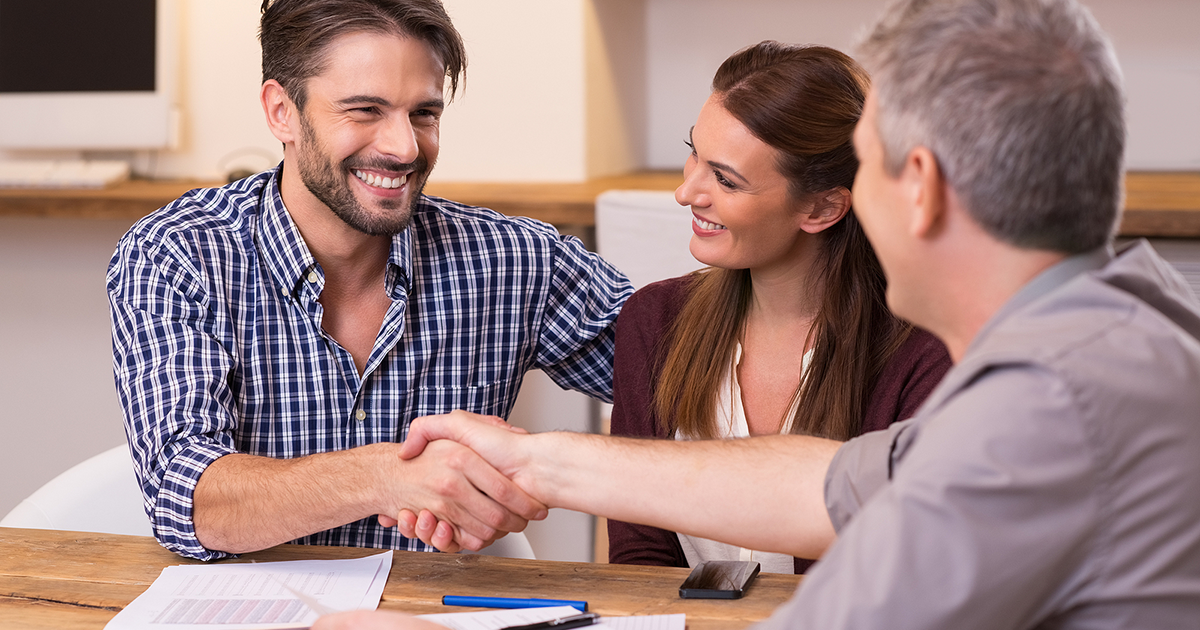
[386,216,413,300]
[257,166,317,301]
[968,245,1113,354]
[257,164,417,301]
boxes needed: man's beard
[295,114,430,236]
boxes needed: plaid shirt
[107,167,631,560]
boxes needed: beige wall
[1089,0,1200,170]
[129,0,1200,179]
[436,0,592,181]
[96,0,601,182]
[10,0,1189,180]
[644,0,1200,170]
[0,217,134,528]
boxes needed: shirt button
[307,271,319,283]
[280,287,288,296]
[355,409,367,421]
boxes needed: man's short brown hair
[259,0,466,111]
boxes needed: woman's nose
[675,161,709,208]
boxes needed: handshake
[378,410,840,561]
[380,410,552,553]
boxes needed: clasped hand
[382,411,543,552]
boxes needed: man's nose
[376,115,420,165]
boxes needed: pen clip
[499,612,600,630]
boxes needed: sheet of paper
[419,605,581,630]
[600,613,686,630]
[104,551,393,630]
[419,605,686,630]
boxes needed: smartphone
[678,560,761,599]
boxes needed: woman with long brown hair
[607,41,951,574]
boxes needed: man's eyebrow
[335,96,445,110]
[336,95,391,107]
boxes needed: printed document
[104,551,392,629]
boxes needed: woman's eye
[684,140,696,155]
[714,171,735,189]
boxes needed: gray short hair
[857,0,1126,253]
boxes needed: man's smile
[354,169,408,190]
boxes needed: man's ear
[261,80,298,145]
[799,187,852,234]
[903,146,948,239]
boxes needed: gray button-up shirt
[757,241,1200,629]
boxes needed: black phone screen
[678,560,762,599]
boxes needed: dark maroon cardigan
[607,275,953,574]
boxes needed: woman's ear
[799,187,853,234]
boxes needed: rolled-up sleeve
[107,229,239,561]
[824,420,912,531]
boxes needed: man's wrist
[521,432,582,509]
[359,442,407,518]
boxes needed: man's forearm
[193,445,392,553]
[193,438,544,554]
[525,433,841,560]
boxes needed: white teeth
[354,170,407,189]
[694,216,727,231]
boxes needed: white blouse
[675,342,813,574]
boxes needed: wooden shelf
[2,171,1198,237]
[0,179,214,221]
[423,171,683,226]
[1117,172,1200,237]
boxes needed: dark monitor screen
[0,0,156,93]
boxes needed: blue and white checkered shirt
[107,167,631,560]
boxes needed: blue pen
[441,595,588,612]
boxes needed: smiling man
[106,0,631,561]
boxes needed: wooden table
[1,171,1198,237]
[0,528,801,630]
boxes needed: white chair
[0,444,150,536]
[469,531,537,560]
[593,188,707,437]
[595,189,704,290]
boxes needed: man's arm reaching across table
[391,410,841,557]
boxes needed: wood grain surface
[0,528,800,630]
